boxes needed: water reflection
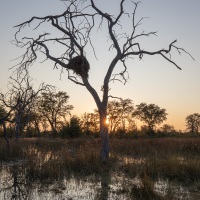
[0,163,130,200]
[1,158,200,200]
[94,167,111,200]
[0,165,31,199]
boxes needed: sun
[106,115,109,125]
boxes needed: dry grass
[1,137,200,198]
[130,174,163,200]
[110,138,200,157]
[0,138,116,181]
[110,138,200,189]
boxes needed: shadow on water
[1,146,200,199]
[94,165,111,200]
[1,160,147,200]
[0,164,31,199]
[0,163,124,200]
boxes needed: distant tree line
[0,73,200,141]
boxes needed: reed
[1,137,200,194]
[130,174,163,200]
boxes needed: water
[1,156,200,200]
[0,163,131,200]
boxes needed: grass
[0,138,116,179]
[130,174,163,200]
[1,137,200,198]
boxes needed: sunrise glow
[106,115,109,125]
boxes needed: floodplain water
[1,154,200,200]
[0,162,130,199]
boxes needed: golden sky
[0,0,200,131]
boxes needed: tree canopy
[133,102,167,135]
[185,113,200,134]
[39,90,74,136]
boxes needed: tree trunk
[2,121,10,152]
[15,113,21,139]
[15,104,23,140]
[100,112,109,161]
[37,125,41,137]
[82,75,110,161]
[148,125,155,138]
[48,120,57,137]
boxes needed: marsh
[1,138,200,199]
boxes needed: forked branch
[13,0,193,108]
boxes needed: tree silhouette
[185,113,200,134]
[80,111,99,135]
[0,104,12,150]
[108,98,134,133]
[133,103,167,136]
[14,0,192,160]
[38,90,73,136]
[0,72,50,139]
[159,124,176,134]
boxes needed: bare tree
[25,98,43,137]
[0,104,14,150]
[0,72,50,139]
[14,0,193,160]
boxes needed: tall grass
[110,138,200,157]
[110,138,200,188]
[1,137,200,198]
[0,138,117,181]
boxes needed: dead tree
[14,0,193,160]
[0,107,15,151]
[0,71,51,139]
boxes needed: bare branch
[172,44,195,61]
[13,0,193,127]
[66,69,85,86]
[122,40,194,70]
[108,95,123,100]
[160,53,181,70]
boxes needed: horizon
[0,0,200,131]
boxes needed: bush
[60,116,82,138]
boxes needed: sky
[0,0,200,131]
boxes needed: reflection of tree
[1,164,108,199]
[2,165,30,200]
[95,166,111,200]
